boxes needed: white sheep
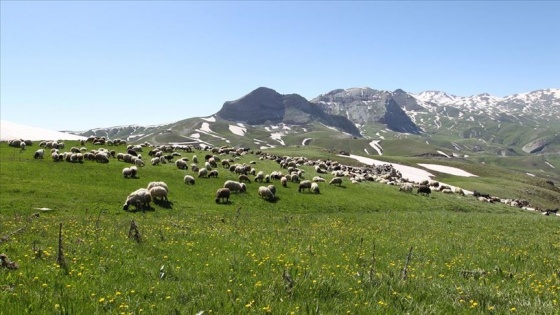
[267,184,276,196]
[150,186,168,201]
[224,180,246,193]
[281,176,288,187]
[255,171,265,183]
[134,158,145,167]
[208,170,219,178]
[312,176,326,182]
[198,168,208,178]
[151,157,161,166]
[122,167,132,178]
[258,186,275,201]
[175,159,188,170]
[311,182,320,194]
[298,180,312,192]
[130,166,138,178]
[123,188,152,211]
[147,181,168,192]
[399,183,414,193]
[184,175,195,185]
[33,149,45,159]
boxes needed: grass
[0,142,559,314]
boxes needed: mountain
[311,87,422,134]
[216,87,362,137]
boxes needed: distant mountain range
[70,86,560,156]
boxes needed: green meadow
[0,142,558,314]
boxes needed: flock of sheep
[7,138,550,214]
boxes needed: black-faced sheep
[33,149,45,159]
[184,175,195,185]
[267,185,276,196]
[215,188,231,204]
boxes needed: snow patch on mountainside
[201,116,216,122]
[229,125,246,136]
[418,164,477,177]
[369,141,383,155]
[1,120,87,141]
[270,132,285,145]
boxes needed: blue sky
[1,1,559,131]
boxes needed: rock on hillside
[216,87,362,137]
[311,87,422,134]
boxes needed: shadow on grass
[154,199,174,209]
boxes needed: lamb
[123,188,152,211]
[310,182,320,194]
[175,159,188,170]
[417,185,431,196]
[224,180,247,193]
[298,180,312,193]
[329,177,343,186]
[215,188,231,204]
[149,186,168,202]
[33,149,45,159]
[258,186,275,201]
[147,181,168,193]
[184,175,195,185]
[399,183,414,193]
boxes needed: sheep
[255,171,265,183]
[417,185,431,196]
[208,170,219,178]
[33,149,45,159]
[399,183,414,193]
[205,161,212,170]
[130,166,138,178]
[267,184,276,196]
[198,168,208,178]
[215,188,231,204]
[224,180,246,193]
[192,155,198,164]
[311,182,320,194]
[184,175,195,185]
[312,176,326,182]
[191,164,199,172]
[122,167,132,178]
[151,157,161,166]
[281,176,288,187]
[454,187,465,196]
[149,186,168,202]
[258,186,275,201]
[147,181,168,192]
[123,188,152,211]
[175,159,188,170]
[298,180,312,193]
[222,160,230,168]
[329,177,343,186]
[441,189,453,194]
[134,158,145,167]
[238,174,251,183]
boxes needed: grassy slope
[1,142,559,314]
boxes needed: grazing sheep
[151,157,161,166]
[417,185,431,196]
[215,188,231,204]
[175,159,188,170]
[441,189,453,194]
[267,184,276,196]
[298,180,312,193]
[258,186,275,201]
[329,177,343,186]
[147,181,168,192]
[281,176,288,187]
[198,168,208,178]
[399,183,414,193]
[473,190,490,198]
[312,176,326,182]
[224,180,246,193]
[191,164,199,172]
[222,160,230,168]
[130,166,138,178]
[122,167,132,178]
[208,170,219,178]
[150,186,169,202]
[134,158,145,167]
[255,171,265,183]
[192,155,198,164]
[33,149,45,159]
[123,188,152,211]
[311,182,320,194]
[454,187,465,196]
[184,175,195,185]
[238,174,251,183]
